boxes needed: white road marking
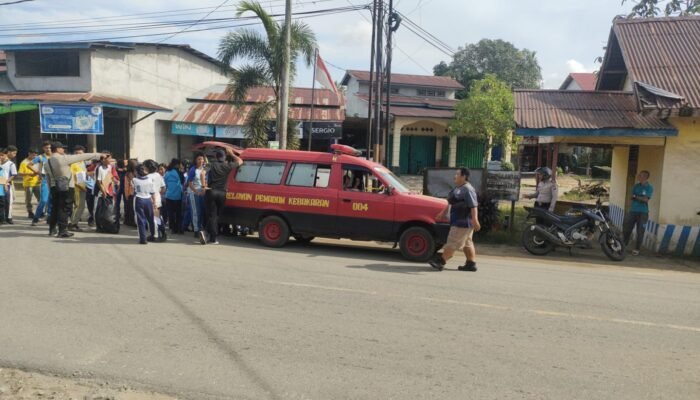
[266,280,700,333]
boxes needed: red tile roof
[0,91,170,112]
[612,16,700,108]
[342,70,464,89]
[560,73,597,91]
[514,90,674,130]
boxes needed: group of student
[1,141,242,245]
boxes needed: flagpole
[308,48,318,151]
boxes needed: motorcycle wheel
[522,224,555,256]
[599,232,626,261]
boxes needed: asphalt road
[1,218,699,400]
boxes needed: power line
[0,4,368,41]
[157,0,230,43]
[0,0,35,5]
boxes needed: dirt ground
[0,368,177,400]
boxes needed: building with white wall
[0,41,228,161]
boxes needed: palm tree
[218,1,317,149]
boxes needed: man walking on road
[45,142,102,238]
[202,148,242,245]
[429,168,481,271]
[19,148,41,219]
[624,170,653,256]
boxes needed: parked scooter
[522,199,626,261]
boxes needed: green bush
[501,161,515,171]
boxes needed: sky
[0,0,638,89]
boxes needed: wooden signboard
[486,171,521,201]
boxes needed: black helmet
[535,167,552,179]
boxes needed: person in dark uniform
[201,147,243,245]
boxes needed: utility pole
[372,1,384,162]
[366,0,378,160]
[384,0,399,167]
[278,0,292,150]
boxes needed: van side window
[286,163,331,188]
[342,165,384,193]
[236,161,286,185]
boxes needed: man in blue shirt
[429,167,481,271]
[623,170,653,256]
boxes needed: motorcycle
[522,199,626,261]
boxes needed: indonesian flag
[314,52,338,94]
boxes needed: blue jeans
[189,191,205,233]
[33,179,52,221]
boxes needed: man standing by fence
[624,170,653,256]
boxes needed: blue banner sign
[171,122,214,137]
[39,103,104,135]
[215,125,246,139]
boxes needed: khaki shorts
[444,226,475,251]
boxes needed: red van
[222,144,450,261]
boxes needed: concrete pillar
[87,135,97,152]
[435,137,443,166]
[448,135,457,167]
[391,123,402,172]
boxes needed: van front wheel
[259,216,290,248]
[399,227,436,262]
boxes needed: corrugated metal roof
[514,90,674,130]
[614,16,700,108]
[164,85,345,126]
[0,91,170,112]
[355,93,457,109]
[383,106,455,119]
[342,70,464,89]
[188,84,344,107]
[0,41,222,68]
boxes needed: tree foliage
[623,0,700,17]
[218,0,317,149]
[434,39,541,96]
[450,74,514,151]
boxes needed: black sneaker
[31,220,38,227]
[428,255,445,271]
[68,224,83,232]
[147,236,156,242]
[198,231,206,245]
[58,231,74,238]
[139,240,147,245]
[458,261,478,272]
[6,219,13,225]
[28,212,35,219]
[49,228,57,237]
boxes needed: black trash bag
[95,196,120,234]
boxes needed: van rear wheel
[399,227,436,262]
[259,216,290,248]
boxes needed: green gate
[387,135,437,174]
[456,137,485,169]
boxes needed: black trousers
[623,211,648,251]
[49,187,74,234]
[86,192,95,223]
[167,199,183,233]
[205,189,226,243]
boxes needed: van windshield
[373,167,410,193]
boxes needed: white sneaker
[209,241,220,245]
[198,231,207,245]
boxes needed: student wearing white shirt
[132,164,156,244]
[144,159,167,241]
